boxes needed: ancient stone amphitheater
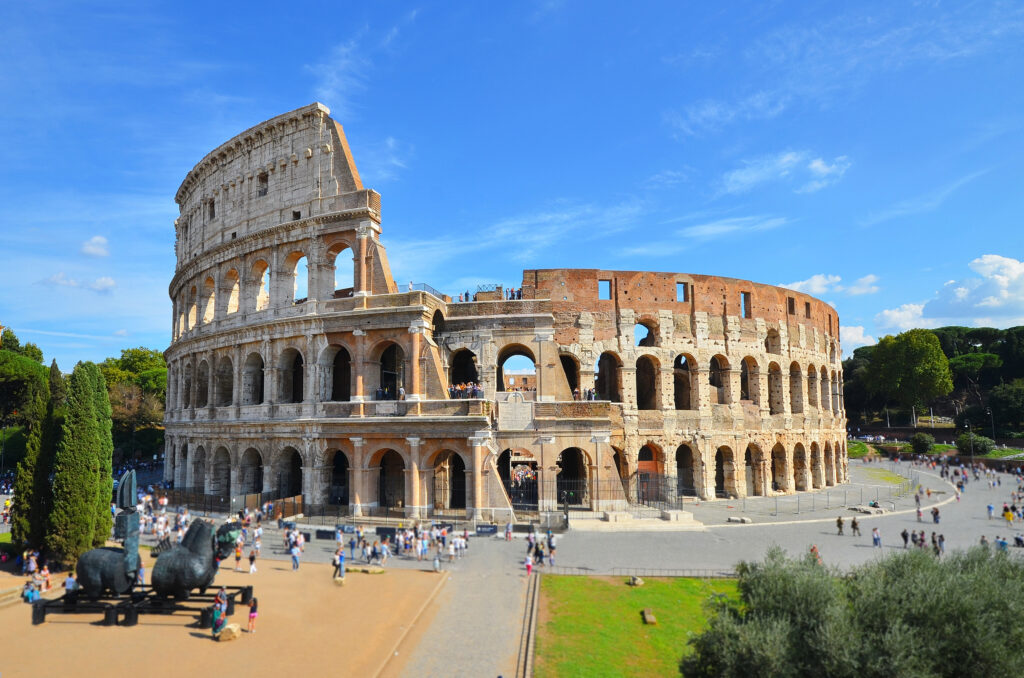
[163,103,848,522]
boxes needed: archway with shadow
[239,448,263,495]
[211,447,231,499]
[637,443,665,503]
[376,449,406,508]
[497,344,536,392]
[378,343,405,399]
[560,354,580,395]
[451,349,479,385]
[498,448,538,511]
[677,444,697,496]
[557,447,589,508]
[595,352,622,402]
[431,450,466,511]
[275,448,303,497]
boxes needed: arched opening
[709,356,730,404]
[674,355,694,410]
[215,357,233,407]
[376,450,405,508]
[764,328,782,354]
[634,321,657,347]
[768,363,784,414]
[497,344,536,392]
[676,444,696,496]
[450,349,479,386]
[789,362,804,414]
[810,442,823,489]
[432,450,467,510]
[498,448,539,510]
[832,372,841,414]
[745,445,765,496]
[635,355,659,410]
[595,352,621,402]
[275,448,303,497]
[378,343,405,399]
[202,276,216,323]
[820,367,830,413]
[771,443,788,492]
[331,348,351,401]
[251,260,270,311]
[211,447,231,499]
[824,442,835,486]
[431,310,445,341]
[556,448,589,507]
[224,269,240,314]
[191,447,207,492]
[328,450,349,505]
[740,357,760,405]
[239,448,263,494]
[284,252,309,304]
[793,443,809,491]
[177,444,188,488]
[637,444,664,503]
[187,285,198,329]
[807,365,819,408]
[560,354,580,395]
[279,348,304,403]
[242,353,265,405]
[714,446,735,498]
[195,360,210,408]
[182,363,193,409]
[329,245,354,298]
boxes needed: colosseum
[162,103,848,523]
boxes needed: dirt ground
[0,559,445,678]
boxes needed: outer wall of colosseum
[163,103,848,522]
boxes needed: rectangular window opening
[292,210,302,221]
[598,280,611,300]
[741,291,752,319]
[787,297,795,315]
[805,301,811,319]
[208,199,215,220]
[231,232,237,240]
[676,282,689,303]
[257,173,269,197]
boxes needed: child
[247,597,258,634]
[235,544,243,571]
[248,549,257,574]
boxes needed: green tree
[84,363,114,547]
[867,329,953,423]
[0,349,49,428]
[21,342,43,363]
[8,374,49,547]
[989,382,1024,430]
[956,432,994,457]
[910,432,935,455]
[46,363,102,564]
[0,328,22,353]
[949,353,1002,400]
[48,359,66,406]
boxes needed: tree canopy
[866,329,953,413]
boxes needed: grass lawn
[860,467,907,485]
[535,575,737,678]
[847,441,869,458]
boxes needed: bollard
[200,606,213,628]
[796,495,800,515]
[32,602,46,625]
[103,606,118,626]
[241,586,253,604]
[226,596,235,616]
[122,607,139,626]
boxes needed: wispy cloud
[717,151,850,196]
[624,215,787,256]
[781,273,880,296]
[797,156,852,193]
[645,168,693,189]
[80,235,109,257]
[665,90,788,138]
[356,136,414,183]
[40,272,116,293]
[309,34,370,119]
[861,169,988,226]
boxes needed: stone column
[349,437,365,516]
[757,368,770,416]
[591,432,611,511]
[698,435,715,500]
[163,440,175,483]
[659,367,674,410]
[468,434,490,520]
[538,436,558,511]
[354,223,371,296]
[407,321,427,401]
[405,438,423,518]
[351,330,366,407]
[693,368,710,412]
[534,330,554,402]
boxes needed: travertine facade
[163,103,848,521]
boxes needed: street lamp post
[965,420,973,468]
[986,407,996,441]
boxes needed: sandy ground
[0,558,445,678]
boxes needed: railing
[410,282,446,299]
[476,283,500,292]
[545,566,736,578]
[153,487,230,516]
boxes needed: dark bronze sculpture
[76,470,140,599]
[151,521,239,599]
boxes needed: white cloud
[356,136,413,183]
[310,37,370,119]
[921,255,1024,321]
[113,329,128,336]
[840,326,875,354]
[80,235,109,257]
[624,215,787,257]
[665,90,789,138]
[645,169,693,188]
[40,272,115,293]
[875,303,932,330]
[847,274,880,296]
[90,276,115,292]
[781,274,842,296]
[861,170,988,226]
[718,151,851,196]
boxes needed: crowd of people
[523,528,557,575]
[572,388,600,401]
[448,382,483,399]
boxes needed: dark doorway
[291,353,304,403]
[498,449,538,511]
[380,344,404,399]
[378,450,405,507]
[332,348,351,401]
[595,352,621,402]
[560,354,579,394]
[677,445,695,496]
[636,356,658,410]
[557,448,588,507]
[715,449,726,497]
[451,349,479,385]
[432,451,466,510]
[277,448,302,497]
[330,451,349,505]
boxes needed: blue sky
[2,1,1023,369]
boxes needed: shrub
[956,432,994,457]
[910,432,935,455]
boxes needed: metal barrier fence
[545,566,736,578]
[153,488,230,516]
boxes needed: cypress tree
[85,363,114,546]
[46,363,101,564]
[9,384,48,547]
[30,360,66,545]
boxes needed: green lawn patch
[847,441,869,458]
[860,467,906,485]
[535,575,737,678]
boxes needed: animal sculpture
[151,521,239,599]
[75,471,140,599]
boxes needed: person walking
[836,516,844,536]
[872,527,882,548]
[247,597,258,634]
[248,549,257,574]
[524,555,533,577]
[332,547,343,578]
[850,517,861,537]
[901,528,909,548]
[290,543,301,570]
[505,521,513,542]
[234,543,243,571]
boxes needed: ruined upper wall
[173,103,377,268]
[522,268,840,348]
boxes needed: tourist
[836,516,844,536]
[234,543,243,571]
[871,527,882,548]
[901,528,909,548]
[524,555,533,577]
[136,561,145,587]
[247,597,258,634]
[290,543,301,570]
[850,517,860,537]
[505,521,513,541]
[248,549,257,574]
[332,547,343,578]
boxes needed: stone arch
[673,354,696,410]
[556,447,590,507]
[325,448,350,505]
[497,448,539,510]
[740,356,761,405]
[709,355,731,404]
[191,445,207,492]
[810,442,824,489]
[318,344,352,401]
[280,249,310,304]
[250,259,271,311]
[215,356,233,407]
[831,370,841,414]
[764,328,782,354]
[497,343,536,392]
[744,443,767,496]
[789,362,804,413]
[560,353,580,395]
[431,310,445,342]
[273,446,304,497]
[187,285,198,329]
[595,351,622,402]
[807,364,819,408]
[676,443,697,496]
[450,349,479,386]
[175,442,189,488]
[824,442,835,486]
[770,443,789,492]
[242,352,265,405]
[820,365,831,413]
[181,360,193,409]
[239,447,264,494]
[429,449,467,510]
[224,268,240,314]
[278,347,305,403]
[371,448,406,509]
[195,360,210,408]
[374,341,405,399]
[634,319,658,347]
[767,362,784,414]
[326,241,355,299]
[793,443,809,491]
[635,354,660,410]
[714,445,737,497]
[637,443,664,473]
[201,276,216,323]
[211,446,232,499]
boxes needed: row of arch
[630,321,839,365]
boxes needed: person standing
[248,549,257,574]
[872,527,882,548]
[524,555,533,577]
[332,547,343,578]
[505,521,513,542]
[290,543,301,570]
[247,597,258,634]
[836,516,844,536]
[901,528,909,548]
[234,543,243,571]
